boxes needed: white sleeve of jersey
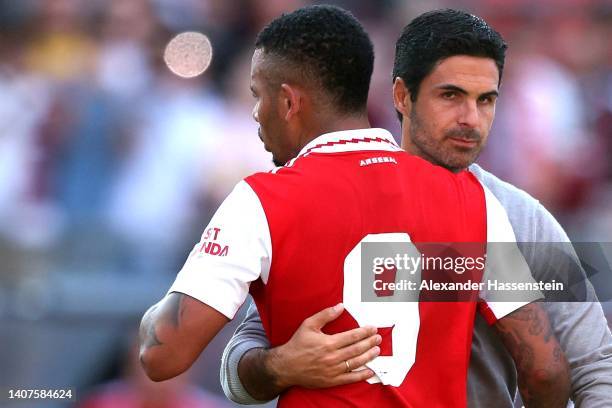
[168,180,271,319]
[480,186,543,322]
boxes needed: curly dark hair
[393,9,507,104]
[255,5,374,115]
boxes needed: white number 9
[343,233,421,387]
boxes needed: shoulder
[244,154,336,198]
[468,164,540,210]
[209,180,267,236]
[221,180,262,210]
[469,164,569,242]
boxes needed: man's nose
[458,100,479,128]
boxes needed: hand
[266,303,381,389]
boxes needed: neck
[298,113,371,152]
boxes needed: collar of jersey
[295,128,400,158]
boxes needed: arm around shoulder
[221,303,380,403]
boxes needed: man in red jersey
[139,5,570,407]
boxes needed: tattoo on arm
[141,294,185,351]
[146,321,164,348]
[140,304,163,349]
[501,306,545,337]
[495,303,569,407]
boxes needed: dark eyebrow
[436,84,499,99]
[436,84,469,95]
[479,90,499,99]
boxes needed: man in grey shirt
[221,9,612,407]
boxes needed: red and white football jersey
[169,128,538,407]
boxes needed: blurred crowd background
[0,0,610,407]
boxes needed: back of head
[393,9,507,102]
[255,5,374,115]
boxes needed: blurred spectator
[95,0,161,104]
[23,0,96,82]
[0,23,62,248]
[104,70,226,275]
[481,51,597,213]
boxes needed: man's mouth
[448,137,478,148]
[445,128,481,149]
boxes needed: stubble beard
[408,109,484,173]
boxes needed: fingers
[330,326,379,349]
[329,368,377,387]
[336,334,381,362]
[333,344,380,374]
[303,303,345,330]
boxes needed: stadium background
[0,0,610,406]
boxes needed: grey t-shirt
[219,164,612,407]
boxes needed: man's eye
[442,92,456,99]
[478,96,492,104]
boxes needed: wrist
[265,345,293,391]
[237,347,286,402]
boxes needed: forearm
[221,302,379,403]
[516,352,570,408]
[496,303,571,407]
[221,303,274,404]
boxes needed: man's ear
[393,77,412,118]
[279,83,301,121]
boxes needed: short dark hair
[393,9,507,104]
[255,5,374,114]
